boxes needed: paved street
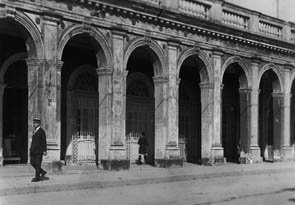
[0,162,295,205]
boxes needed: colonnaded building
[0,0,295,170]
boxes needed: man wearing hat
[30,118,47,182]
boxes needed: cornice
[4,0,295,56]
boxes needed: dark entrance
[222,71,240,163]
[3,61,28,164]
[178,56,201,163]
[259,70,280,161]
[126,47,155,164]
[61,34,99,164]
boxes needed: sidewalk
[0,161,295,196]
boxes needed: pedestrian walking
[30,118,48,182]
[137,132,148,165]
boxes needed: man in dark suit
[137,132,149,165]
[30,118,47,182]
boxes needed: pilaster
[249,59,263,163]
[104,30,129,170]
[42,13,61,161]
[153,75,169,167]
[281,68,294,161]
[26,58,45,160]
[163,42,182,167]
[199,82,214,165]
[211,50,225,164]
[0,83,6,166]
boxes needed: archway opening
[126,46,155,165]
[0,18,31,165]
[259,69,281,161]
[221,63,247,163]
[178,55,202,164]
[61,34,100,165]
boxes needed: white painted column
[211,50,225,163]
[0,83,6,166]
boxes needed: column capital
[153,75,168,84]
[26,58,45,68]
[96,67,113,76]
[272,92,284,98]
[199,82,213,89]
[57,60,64,71]
[239,88,252,94]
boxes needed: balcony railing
[222,10,249,29]
[179,0,210,19]
[259,21,282,38]
[141,0,160,5]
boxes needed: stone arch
[67,64,97,90]
[13,11,44,59]
[57,24,112,68]
[177,48,213,83]
[0,52,27,83]
[221,56,251,88]
[124,37,168,77]
[258,63,283,93]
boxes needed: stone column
[163,42,182,167]
[42,14,61,161]
[199,82,214,165]
[211,50,225,164]
[154,75,169,167]
[107,29,129,170]
[96,68,113,169]
[0,83,6,166]
[281,92,293,160]
[26,58,44,160]
[239,89,251,153]
[272,92,283,161]
[249,59,262,162]
[281,68,293,161]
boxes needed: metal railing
[72,132,96,164]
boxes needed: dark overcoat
[30,127,47,156]
[138,136,148,154]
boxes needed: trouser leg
[33,154,43,179]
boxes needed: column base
[249,146,263,163]
[100,159,130,171]
[0,156,3,167]
[201,157,226,166]
[165,143,181,159]
[280,147,294,161]
[154,158,183,168]
[43,160,65,174]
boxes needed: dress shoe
[31,178,40,182]
[41,171,47,177]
